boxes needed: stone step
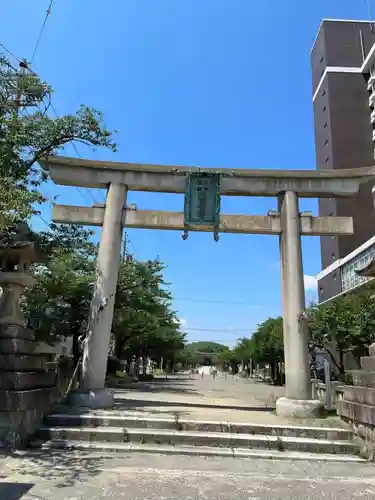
[343,386,375,406]
[337,399,375,426]
[348,370,375,388]
[33,426,359,455]
[45,413,353,441]
[360,357,375,371]
[27,439,366,463]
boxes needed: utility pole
[0,58,47,112]
[121,231,127,263]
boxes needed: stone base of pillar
[276,397,325,419]
[65,388,114,409]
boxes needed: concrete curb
[28,439,367,462]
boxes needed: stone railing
[311,379,345,408]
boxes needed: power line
[127,236,137,254]
[30,0,55,64]
[0,42,100,208]
[49,103,105,204]
[183,327,252,333]
[174,297,257,306]
[0,42,21,64]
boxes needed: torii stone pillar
[276,191,323,418]
[68,183,127,409]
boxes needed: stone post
[278,194,291,392]
[276,191,324,418]
[324,357,333,410]
[71,183,127,409]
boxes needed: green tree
[249,317,284,384]
[0,54,115,232]
[307,288,375,379]
[25,236,185,365]
[113,259,185,362]
[23,224,97,361]
[181,341,228,368]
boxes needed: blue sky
[2,1,372,346]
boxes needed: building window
[319,287,323,295]
[325,139,329,147]
[324,122,328,128]
[320,56,324,63]
[333,272,337,280]
[322,89,326,96]
[341,244,375,292]
[323,105,327,112]
[325,156,330,163]
[332,252,336,259]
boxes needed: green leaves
[23,224,185,363]
[23,225,96,344]
[113,259,185,360]
[307,286,375,374]
[0,54,116,232]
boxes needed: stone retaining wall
[336,344,375,454]
[0,352,74,450]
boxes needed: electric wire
[181,327,252,333]
[30,0,55,64]
[49,102,105,203]
[0,42,22,64]
[174,296,256,306]
[1,42,101,207]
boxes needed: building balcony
[369,92,375,107]
[372,129,375,142]
[371,109,375,124]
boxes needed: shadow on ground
[0,482,34,500]
[107,377,199,395]
[2,448,109,489]
[113,397,275,413]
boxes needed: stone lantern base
[0,324,72,450]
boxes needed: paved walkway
[1,450,375,499]
[104,374,344,427]
[0,374,366,499]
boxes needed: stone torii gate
[40,156,375,418]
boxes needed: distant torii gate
[40,156,375,418]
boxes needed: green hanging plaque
[183,171,221,241]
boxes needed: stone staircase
[337,343,375,451]
[28,410,366,462]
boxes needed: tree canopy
[113,258,185,362]
[307,285,375,376]
[179,341,229,367]
[0,54,115,232]
[0,52,184,367]
[217,282,375,383]
[23,223,185,364]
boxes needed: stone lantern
[0,223,55,450]
[0,242,37,332]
